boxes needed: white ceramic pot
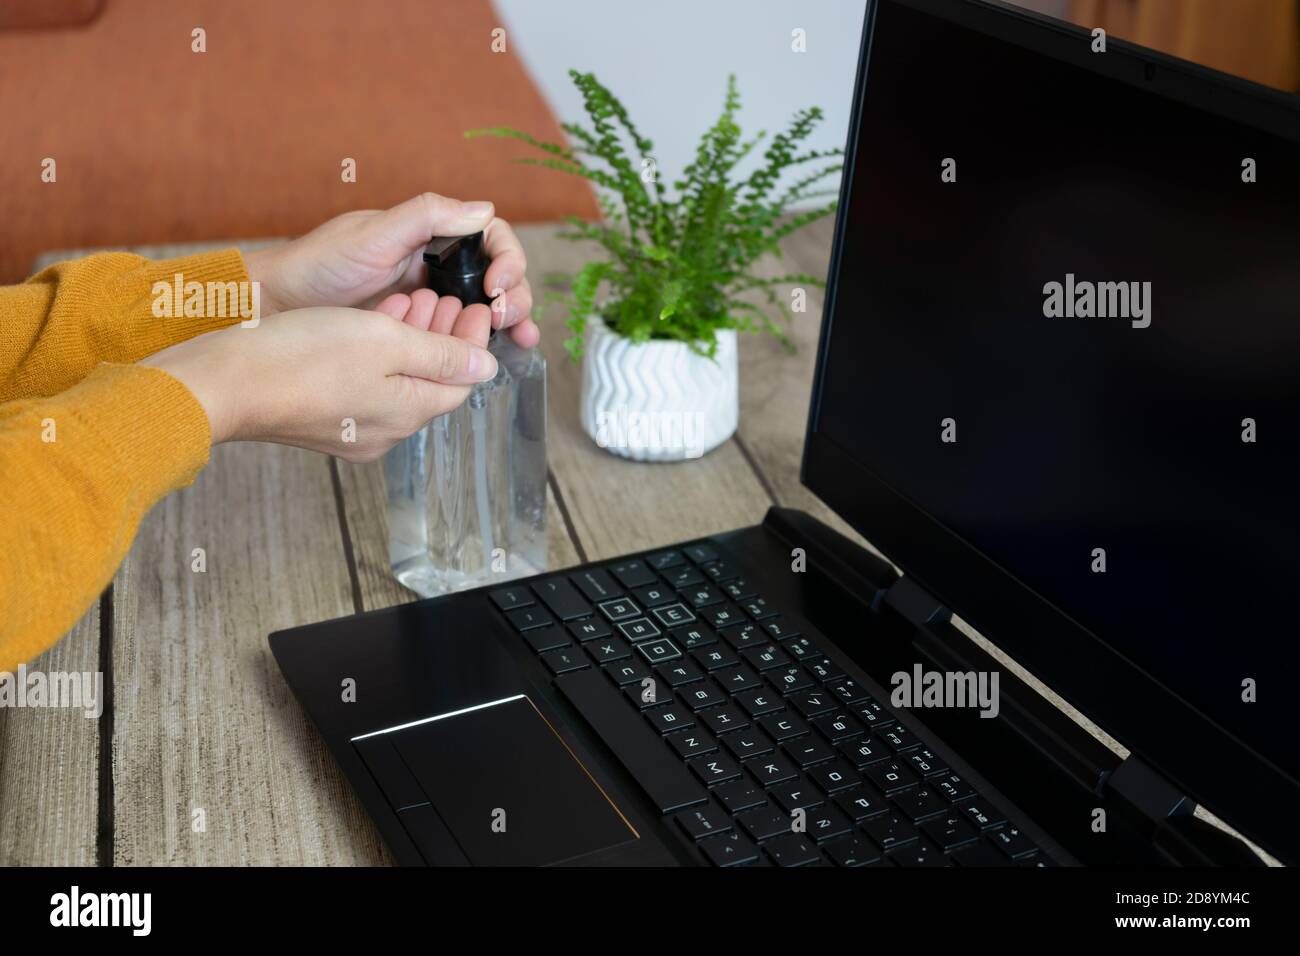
[580,317,738,462]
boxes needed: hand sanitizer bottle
[384,233,547,597]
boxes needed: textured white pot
[580,317,738,462]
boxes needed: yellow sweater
[0,249,250,671]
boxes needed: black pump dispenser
[423,233,492,308]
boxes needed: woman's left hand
[244,192,538,347]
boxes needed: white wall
[494,0,869,208]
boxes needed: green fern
[466,70,841,359]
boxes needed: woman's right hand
[140,291,497,462]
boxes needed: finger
[391,324,497,385]
[508,317,541,349]
[374,293,411,321]
[403,288,439,330]
[430,294,462,336]
[452,302,493,350]
[367,192,496,259]
[482,217,527,298]
[397,375,472,431]
[491,277,534,330]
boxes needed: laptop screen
[810,0,1299,786]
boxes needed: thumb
[371,192,495,253]
[391,323,498,385]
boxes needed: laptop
[270,0,1300,867]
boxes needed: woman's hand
[244,193,539,347]
[140,291,497,462]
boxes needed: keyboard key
[540,647,588,675]
[689,754,742,787]
[683,543,720,564]
[988,826,1038,860]
[655,661,704,687]
[824,835,882,866]
[489,586,533,612]
[741,598,778,621]
[771,777,825,814]
[682,585,724,609]
[646,705,694,735]
[853,697,895,728]
[680,682,727,711]
[713,778,767,814]
[758,712,810,742]
[764,833,821,866]
[699,831,758,867]
[675,801,731,840]
[586,637,632,664]
[921,813,979,850]
[935,772,977,803]
[693,645,738,671]
[893,838,948,867]
[701,560,740,582]
[735,689,783,719]
[835,786,888,821]
[570,568,621,603]
[737,805,794,842]
[806,805,854,842]
[749,756,801,788]
[624,682,671,710]
[597,597,641,622]
[812,711,864,742]
[645,549,685,571]
[669,624,715,650]
[877,724,921,753]
[905,748,948,777]
[862,812,919,851]
[808,759,862,794]
[782,737,837,769]
[791,690,837,719]
[609,559,657,589]
[506,606,554,632]
[664,565,706,589]
[893,786,948,822]
[666,730,717,760]
[714,665,762,693]
[720,623,769,651]
[568,618,611,642]
[531,577,591,621]
[634,636,681,665]
[555,669,707,814]
[703,603,745,630]
[523,628,569,654]
[722,578,758,601]
[762,619,799,642]
[805,658,843,682]
[767,666,815,696]
[784,637,823,661]
[618,618,662,642]
[838,736,888,768]
[603,659,650,686]
[865,760,919,794]
[632,584,676,608]
[742,643,791,672]
[701,707,749,736]
[827,678,869,704]
[958,802,1007,831]
[652,602,695,627]
[722,729,774,761]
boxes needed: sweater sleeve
[0,363,212,671]
[0,249,252,402]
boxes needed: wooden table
[0,222,1268,865]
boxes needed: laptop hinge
[1101,754,1196,821]
[884,575,952,629]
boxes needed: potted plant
[468,71,841,461]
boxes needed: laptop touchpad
[388,695,636,865]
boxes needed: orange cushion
[0,0,597,280]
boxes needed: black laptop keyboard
[490,541,1053,867]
